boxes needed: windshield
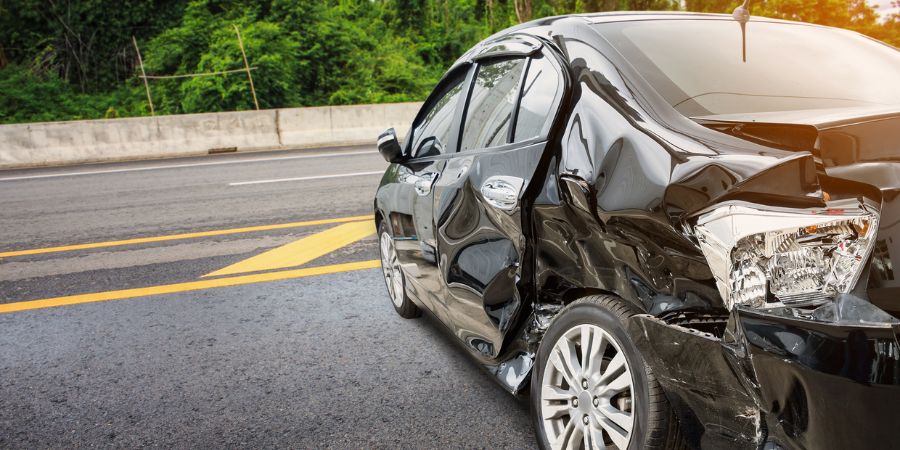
[596,19,900,117]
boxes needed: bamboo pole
[132,36,155,116]
[233,25,260,110]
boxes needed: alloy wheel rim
[541,324,635,450]
[379,232,404,308]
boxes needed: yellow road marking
[0,215,373,258]
[0,260,380,314]
[203,221,376,277]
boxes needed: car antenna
[732,0,751,62]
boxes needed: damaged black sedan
[374,12,900,450]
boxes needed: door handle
[402,171,438,196]
[414,174,436,196]
[480,176,524,211]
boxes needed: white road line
[0,150,378,182]
[229,170,384,186]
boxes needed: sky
[870,0,899,19]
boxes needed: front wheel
[378,222,420,319]
[530,295,685,450]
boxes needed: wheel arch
[374,205,384,229]
[558,287,644,312]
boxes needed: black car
[373,12,900,450]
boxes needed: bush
[0,65,146,124]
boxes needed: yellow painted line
[203,220,376,277]
[0,259,380,314]
[0,215,373,258]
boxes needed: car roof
[448,11,835,80]
[472,11,824,54]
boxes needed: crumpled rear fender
[627,314,761,449]
[627,303,900,450]
[535,21,829,316]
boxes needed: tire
[530,295,685,450]
[378,222,420,319]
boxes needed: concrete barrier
[0,102,422,169]
[278,103,421,148]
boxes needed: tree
[0,0,187,92]
[0,0,896,124]
[685,0,890,44]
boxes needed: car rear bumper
[628,307,900,450]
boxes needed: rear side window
[460,58,527,151]
[411,74,466,157]
[514,55,562,142]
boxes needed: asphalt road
[0,147,534,448]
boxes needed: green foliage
[149,19,303,113]
[135,0,438,113]
[688,0,893,39]
[0,65,143,124]
[0,0,187,92]
[0,0,897,124]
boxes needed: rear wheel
[378,222,420,318]
[531,295,685,450]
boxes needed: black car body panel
[374,12,900,449]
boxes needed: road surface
[0,147,534,448]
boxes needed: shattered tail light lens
[693,200,879,310]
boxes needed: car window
[514,55,562,142]
[460,58,527,151]
[411,74,466,157]
[597,20,900,116]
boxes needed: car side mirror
[377,128,405,163]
